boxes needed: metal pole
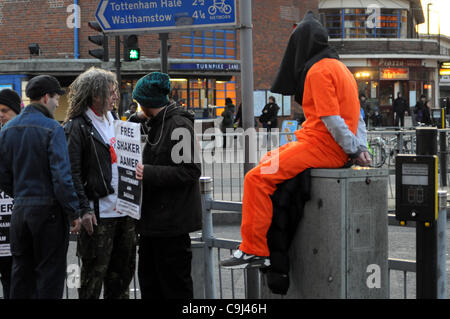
[239,0,256,175]
[437,190,447,299]
[239,0,260,299]
[115,36,122,115]
[159,33,169,74]
[416,127,438,299]
[439,129,447,187]
[200,176,217,299]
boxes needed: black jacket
[414,101,432,125]
[139,103,202,237]
[220,104,235,132]
[393,97,408,115]
[63,113,115,217]
[259,103,280,128]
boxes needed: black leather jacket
[63,113,114,217]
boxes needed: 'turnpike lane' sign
[95,0,237,34]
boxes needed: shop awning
[319,0,410,9]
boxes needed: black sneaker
[220,249,270,269]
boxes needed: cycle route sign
[95,0,238,34]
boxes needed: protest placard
[114,121,142,220]
[0,191,12,257]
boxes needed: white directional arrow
[97,0,111,29]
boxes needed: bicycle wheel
[208,6,217,15]
[368,141,386,168]
[223,4,232,14]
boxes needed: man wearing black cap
[0,75,81,299]
[0,89,21,127]
[0,88,21,299]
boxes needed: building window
[215,78,236,107]
[321,8,407,38]
[181,30,237,59]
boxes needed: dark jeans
[138,234,193,299]
[394,113,405,127]
[0,256,12,299]
[9,205,69,299]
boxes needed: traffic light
[124,35,140,61]
[88,21,109,62]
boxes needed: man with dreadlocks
[63,67,137,299]
[220,11,371,269]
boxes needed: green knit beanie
[132,72,171,108]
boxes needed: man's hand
[81,212,97,236]
[136,162,144,181]
[70,218,81,234]
[353,151,371,167]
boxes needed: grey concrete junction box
[261,168,389,299]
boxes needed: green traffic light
[128,49,140,60]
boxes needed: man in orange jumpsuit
[221,11,371,268]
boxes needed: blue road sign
[95,0,237,34]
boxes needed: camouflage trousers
[77,216,137,299]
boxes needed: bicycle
[367,136,387,168]
[208,0,232,15]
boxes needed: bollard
[437,190,447,299]
[200,176,217,299]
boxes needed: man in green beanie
[133,72,202,299]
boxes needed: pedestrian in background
[0,88,21,299]
[359,93,369,126]
[133,72,202,299]
[64,67,137,299]
[393,92,409,127]
[414,94,431,125]
[0,75,81,299]
[220,97,235,148]
[124,101,137,119]
[0,89,21,127]
[259,96,280,148]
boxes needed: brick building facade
[0,0,317,122]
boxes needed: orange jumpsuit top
[295,58,361,162]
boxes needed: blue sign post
[95,0,237,34]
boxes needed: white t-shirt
[85,108,123,219]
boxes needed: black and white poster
[114,121,142,220]
[0,191,12,257]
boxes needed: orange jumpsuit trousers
[239,58,360,257]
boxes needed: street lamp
[427,2,433,36]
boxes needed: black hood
[270,11,339,105]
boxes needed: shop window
[215,78,236,107]
[321,8,405,39]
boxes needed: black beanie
[0,89,21,114]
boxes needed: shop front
[118,61,240,119]
[349,58,437,127]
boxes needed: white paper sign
[114,121,142,220]
[0,191,12,257]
